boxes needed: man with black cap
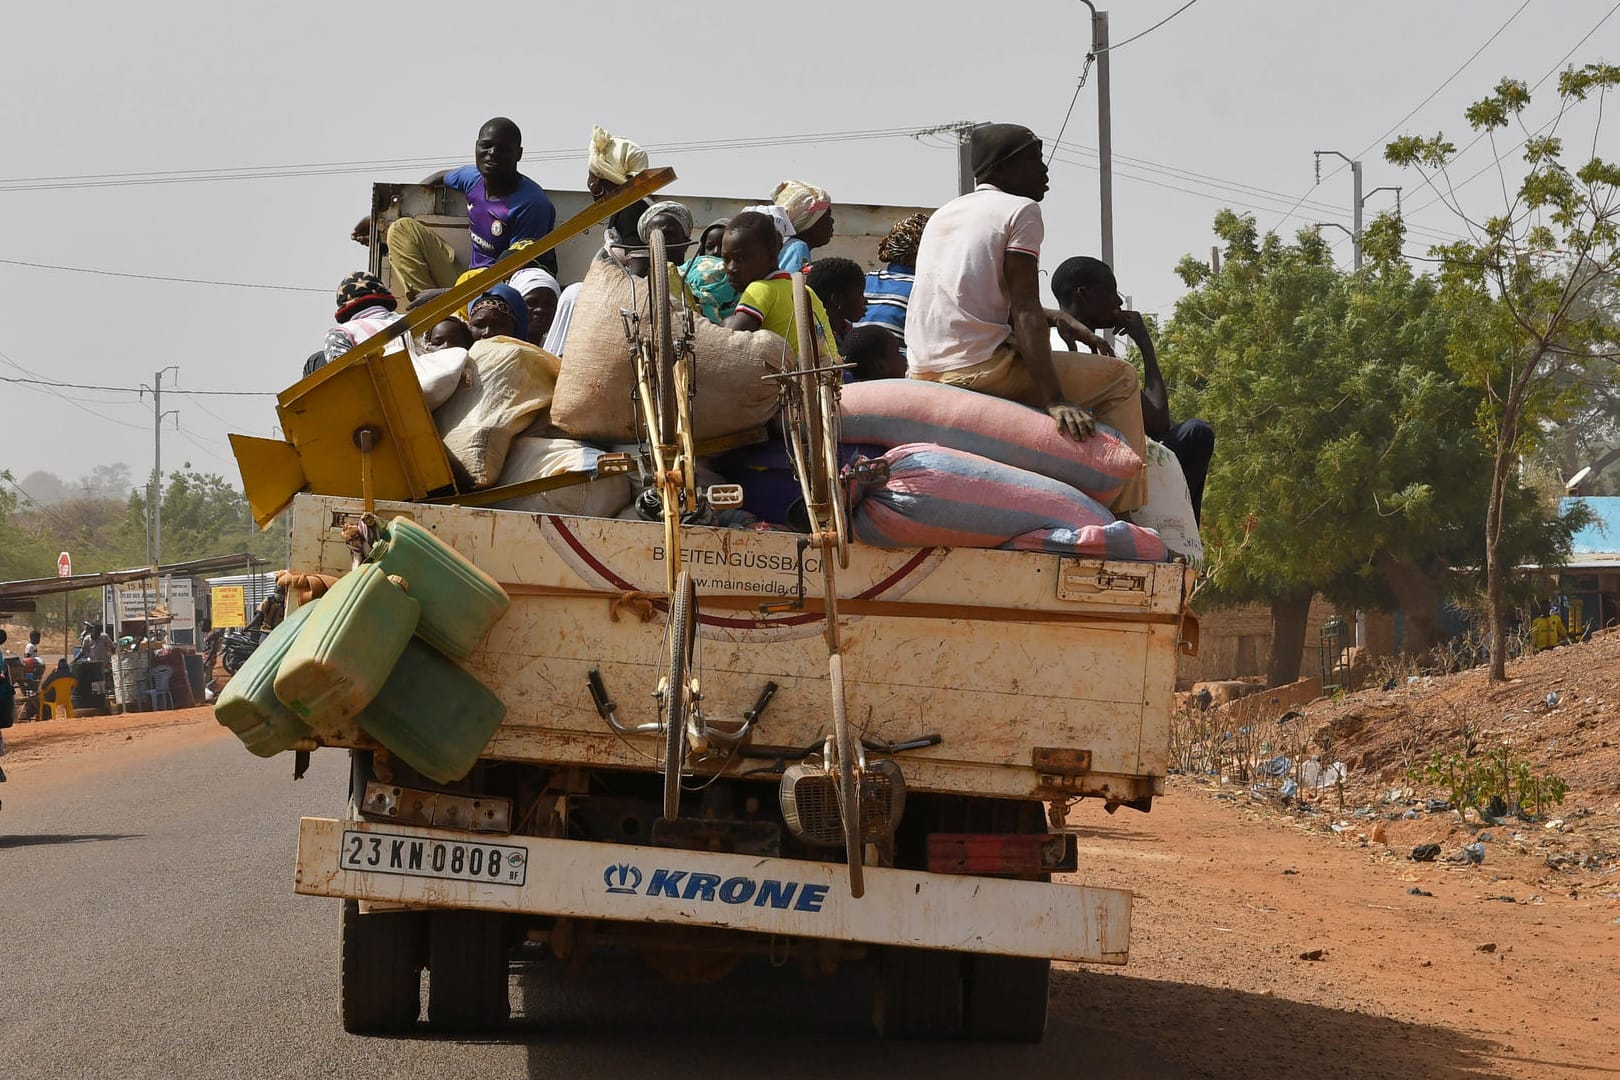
[905,122,1147,512]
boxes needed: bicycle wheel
[789,273,830,510]
[819,381,851,570]
[660,570,698,821]
[648,227,677,447]
[828,646,863,898]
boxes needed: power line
[1401,0,1620,220]
[1350,0,1535,162]
[0,350,149,431]
[1271,0,1538,234]
[0,257,326,294]
[0,126,932,194]
[0,374,275,397]
[1098,0,1204,52]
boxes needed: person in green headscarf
[680,218,740,324]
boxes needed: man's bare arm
[1119,310,1170,437]
[1005,252,1094,440]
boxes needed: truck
[257,175,1199,1042]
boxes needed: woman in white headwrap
[771,179,835,272]
[509,267,563,346]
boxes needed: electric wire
[1097,0,1205,53]
[0,257,326,294]
[0,374,275,397]
[1271,0,1540,233]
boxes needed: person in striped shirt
[854,211,930,357]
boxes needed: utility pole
[141,366,179,568]
[1073,3,1114,270]
[955,122,986,196]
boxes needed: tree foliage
[1386,63,1620,679]
[1160,209,1577,679]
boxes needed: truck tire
[873,946,963,1040]
[963,954,1050,1042]
[426,910,510,1031]
[340,900,423,1034]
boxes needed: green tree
[1161,211,1570,684]
[1386,63,1620,680]
[117,468,284,566]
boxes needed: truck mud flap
[295,817,1131,965]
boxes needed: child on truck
[721,211,839,363]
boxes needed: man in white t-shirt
[905,123,1147,511]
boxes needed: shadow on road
[474,953,1510,1080]
[0,832,143,849]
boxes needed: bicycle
[592,225,756,824]
[766,272,867,897]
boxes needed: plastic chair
[40,676,78,720]
[146,665,175,712]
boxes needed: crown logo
[603,863,643,894]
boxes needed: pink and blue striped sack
[840,379,1143,506]
[848,443,1168,561]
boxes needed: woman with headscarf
[771,179,835,272]
[467,283,530,342]
[509,267,563,346]
[586,126,649,199]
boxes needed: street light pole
[1315,150,1363,269]
[1077,2,1114,271]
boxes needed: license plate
[339,829,528,887]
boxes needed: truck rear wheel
[340,900,423,1034]
[872,946,963,1040]
[963,954,1050,1041]
[426,910,510,1031]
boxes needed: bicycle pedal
[704,483,744,508]
[597,453,634,475]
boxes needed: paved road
[0,726,1508,1080]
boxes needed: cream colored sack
[550,259,784,441]
[435,336,562,489]
[490,435,634,518]
[414,345,470,410]
[1127,440,1204,564]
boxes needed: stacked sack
[213,517,510,783]
[838,380,1170,561]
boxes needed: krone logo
[603,863,642,894]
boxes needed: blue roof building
[1555,496,1620,632]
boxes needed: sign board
[211,586,248,629]
[58,551,71,578]
[109,577,196,638]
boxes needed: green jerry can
[357,638,508,784]
[273,565,419,737]
[213,600,321,757]
[364,515,510,661]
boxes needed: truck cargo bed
[289,495,1195,803]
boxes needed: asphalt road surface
[0,727,1145,1080]
[0,723,1564,1080]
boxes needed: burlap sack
[435,336,562,489]
[490,435,634,518]
[550,259,784,442]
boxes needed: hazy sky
[1,0,1613,498]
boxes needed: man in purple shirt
[359,117,558,302]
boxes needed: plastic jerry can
[357,639,507,784]
[364,516,510,660]
[273,565,419,736]
[213,601,320,757]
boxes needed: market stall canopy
[0,553,269,602]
